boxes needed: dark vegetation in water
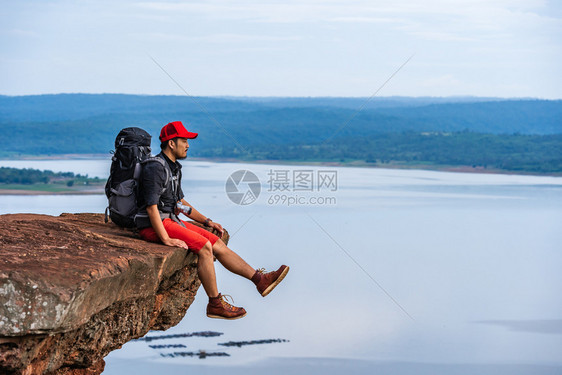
[218,339,289,347]
[137,331,223,342]
[160,351,230,359]
[148,344,186,349]
[141,331,289,360]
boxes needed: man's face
[172,138,189,160]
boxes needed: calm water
[1,159,561,374]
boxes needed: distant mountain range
[1,94,561,173]
[1,94,560,130]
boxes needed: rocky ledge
[0,213,226,375]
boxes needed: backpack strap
[136,155,185,229]
[141,157,172,196]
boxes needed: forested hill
[1,94,560,135]
[1,94,561,173]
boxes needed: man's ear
[168,139,174,150]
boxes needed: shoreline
[6,154,556,177]
[1,155,560,195]
[0,189,104,195]
[189,157,562,177]
[0,153,109,160]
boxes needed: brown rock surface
[0,213,226,375]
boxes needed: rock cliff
[0,213,225,375]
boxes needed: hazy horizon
[0,92,558,101]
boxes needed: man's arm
[180,199,224,235]
[147,204,188,249]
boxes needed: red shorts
[139,218,219,253]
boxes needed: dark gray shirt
[137,152,184,213]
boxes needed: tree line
[0,167,102,185]
[194,132,562,173]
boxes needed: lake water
[1,159,561,375]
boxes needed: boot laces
[256,268,266,274]
[220,294,236,310]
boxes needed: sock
[251,271,262,285]
[209,293,221,303]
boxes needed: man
[135,121,289,320]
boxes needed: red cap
[159,121,198,142]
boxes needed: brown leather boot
[252,265,289,297]
[206,294,247,320]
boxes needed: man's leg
[197,241,219,298]
[160,221,221,297]
[160,220,288,311]
[212,239,255,279]
[176,221,255,280]
[169,222,254,289]
[212,239,289,297]
[198,241,247,319]
[140,220,246,319]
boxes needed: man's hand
[162,237,188,249]
[208,221,224,236]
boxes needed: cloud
[4,29,40,38]
[475,319,562,335]
[407,31,477,42]
[134,32,301,44]
[133,0,561,44]
[421,74,462,88]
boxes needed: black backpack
[104,127,153,228]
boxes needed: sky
[0,0,561,98]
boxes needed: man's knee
[198,241,214,258]
[212,238,229,256]
[213,238,224,249]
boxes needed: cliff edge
[0,213,226,375]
